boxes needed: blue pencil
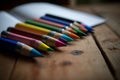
[45,14,94,33]
[0,37,44,57]
[40,16,86,36]
[41,16,70,26]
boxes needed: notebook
[0,2,106,33]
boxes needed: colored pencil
[7,27,66,47]
[0,37,44,57]
[33,18,76,33]
[72,21,88,32]
[40,16,86,37]
[1,31,54,51]
[45,14,93,33]
[15,23,73,42]
[75,22,94,33]
[25,20,80,39]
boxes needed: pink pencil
[1,31,53,51]
[7,27,66,47]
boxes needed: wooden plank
[10,34,113,80]
[93,24,120,80]
[96,13,120,37]
[92,4,120,13]
[0,52,17,80]
[92,4,120,36]
[92,4,120,79]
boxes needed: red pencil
[7,27,66,47]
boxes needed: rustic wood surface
[0,52,17,80]
[0,3,120,80]
[92,4,120,80]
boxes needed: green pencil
[25,20,80,39]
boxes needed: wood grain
[1,3,120,80]
[0,52,17,80]
[92,4,120,79]
[94,24,120,80]
[10,35,113,80]
[92,4,120,37]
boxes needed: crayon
[40,16,86,36]
[0,37,44,57]
[7,27,66,47]
[45,14,93,33]
[15,23,73,42]
[25,20,80,39]
[33,18,76,33]
[1,31,53,51]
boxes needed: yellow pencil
[15,23,73,42]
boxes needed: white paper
[10,2,106,27]
[0,11,21,33]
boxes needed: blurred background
[0,0,120,10]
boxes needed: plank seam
[92,33,117,80]
[90,8,118,80]
[8,57,18,80]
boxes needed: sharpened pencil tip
[69,29,77,34]
[47,47,54,51]
[55,40,66,47]
[69,33,80,39]
[85,26,94,33]
[61,34,73,42]
[81,24,94,33]
[29,49,44,57]
[75,29,86,36]
[58,38,67,43]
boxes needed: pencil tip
[69,33,80,39]
[61,34,73,42]
[69,29,77,33]
[79,26,88,32]
[85,26,94,33]
[47,47,54,51]
[29,49,44,57]
[55,40,66,47]
[58,38,67,43]
[76,29,86,36]
[81,24,94,33]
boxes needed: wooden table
[0,3,120,80]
